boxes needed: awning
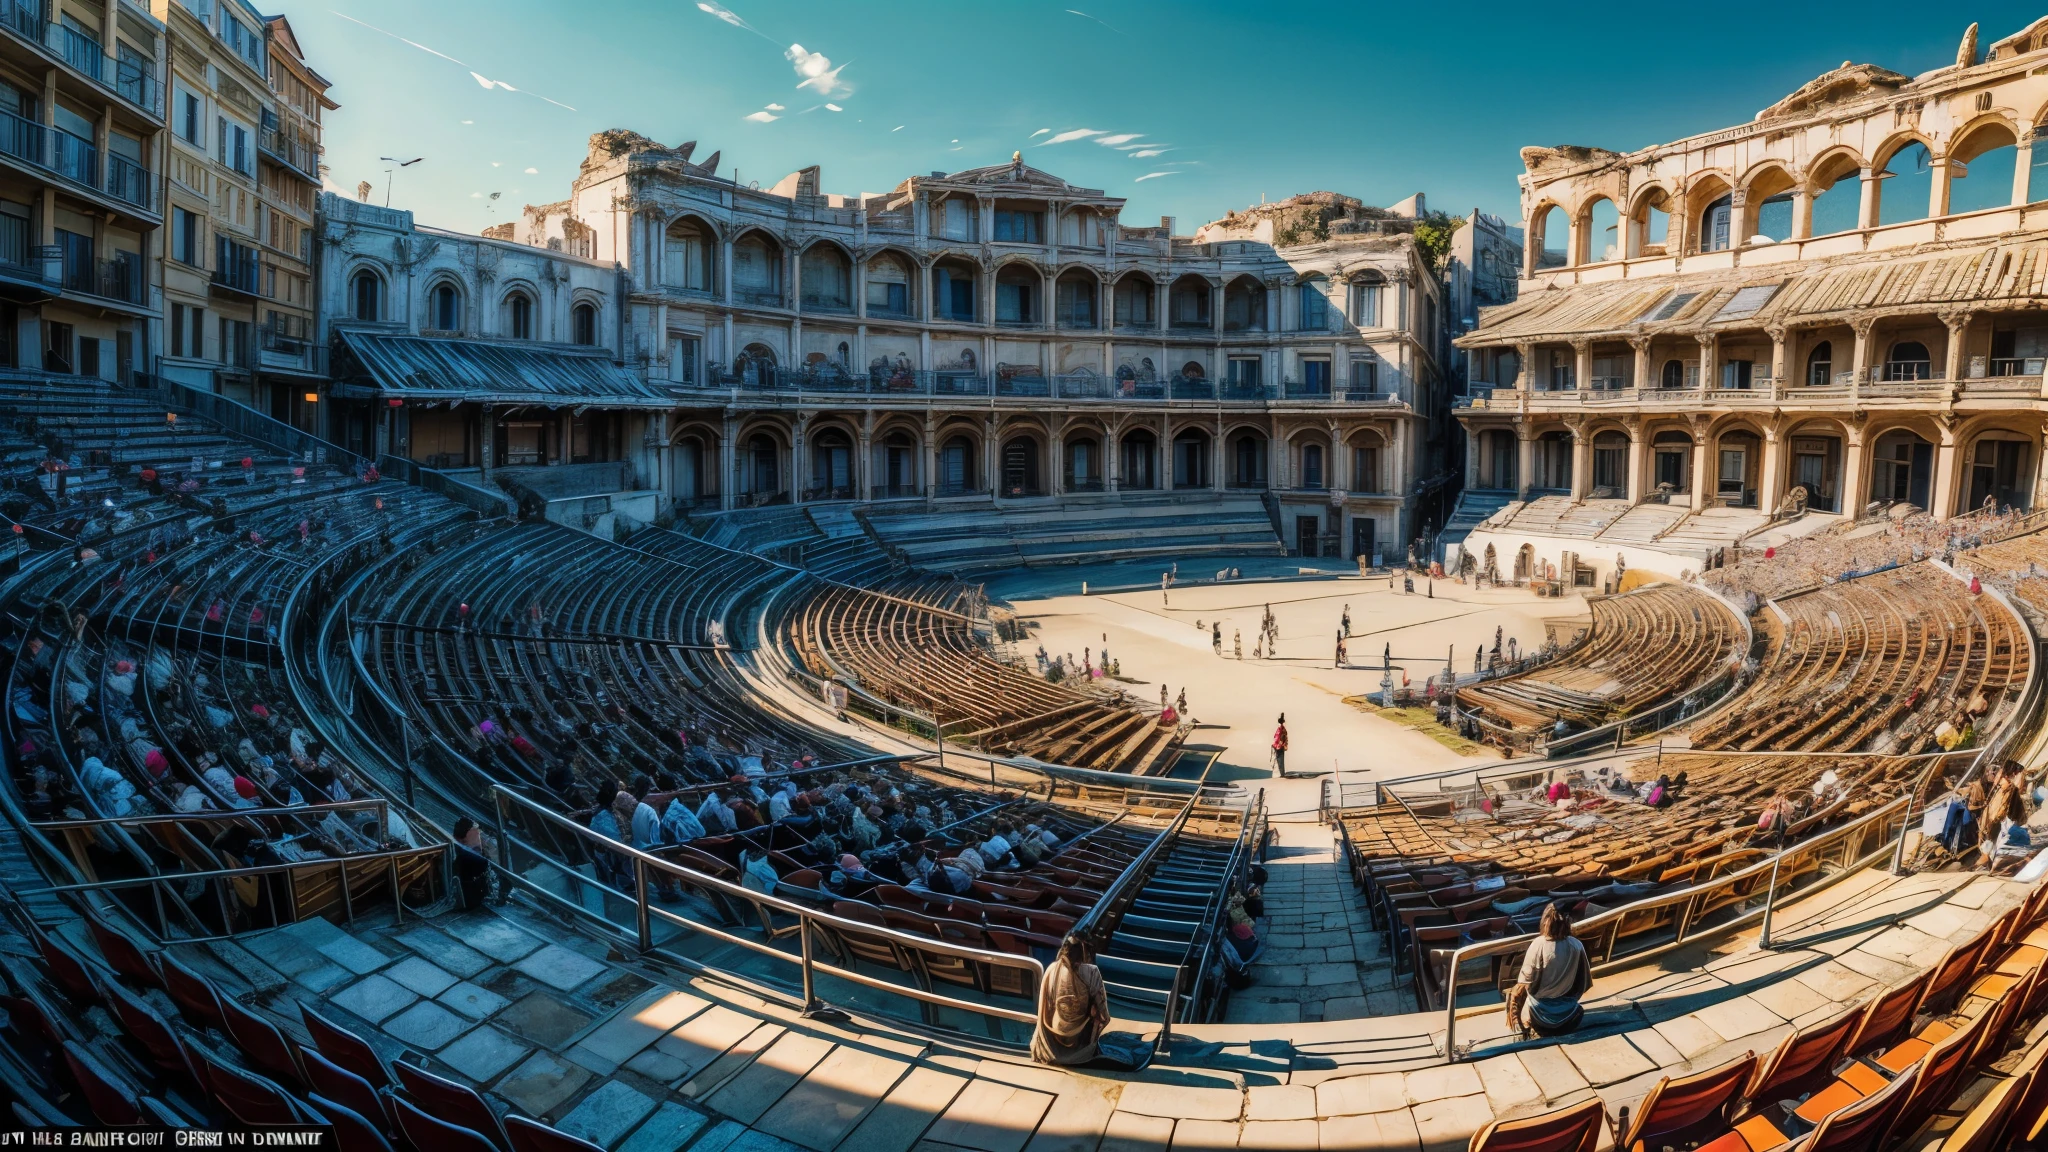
[336,329,675,408]
[1458,237,2048,347]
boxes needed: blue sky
[281,1,2048,236]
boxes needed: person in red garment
[1272,714,1289,776]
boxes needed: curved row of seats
[1456,582,1741,735]
[1689,563,2028,754]
[788,578,1181,774]
[1471,876,2048,1152]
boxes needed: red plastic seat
[83,913,161,990]
[1738,1010,1858,1116]
[308,1094,396,1152]
[302,1047,395,1139]
[394,1060,507,1152]
[202,1050,304,1126]
[303,1004,392,1089]
[391,1095,502,1152]
[220,995,305,1088]
[1615,1052,1755,1152]
[1468,1097,1603,1152]
[101,978,189,1076]
[159,953,227,1033]
[29,922,102,1002]
[62,1041,143,1126]
[506,1114,605,1152]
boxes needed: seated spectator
[828,853,880,899]
[1504,903,1590,1038]
[1032,933,1110,1066]
[451,816,493,911]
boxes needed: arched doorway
[745,433,782,502]
[810,430,853,500]
[1968,432,2034,513]
[1065,434,1103,492]
[938,435,977,496]
[1715,429,1758,505]
[1514,544,1535,580]
[1121,431,1157,490]
[1870,429,1933,509]
[1591,431,1627,497]
[1228,432,1266,489]
[1001,436,1042,497]
[1172,429,1209,489]
[1788,427,1842,513]
[878,431,918,498]
[737,343,777,388]
[1652,430,1692,496]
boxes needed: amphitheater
[5,369,2048,1152]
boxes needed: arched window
[866,253,912,317]
[799,244,852,311]
[664,218,713,290]
[1806,340,1834,387]
[938,435,976,494]
[1585,198,1619,262]
[572,302,597,346]
[1660,359,1685,390]
[1950,125,2019,215]
[1878,143,1933,226]
[351,270,380,320]
[1885,340,1931,381]
[1809,158,1862,236]
[1301,443,1325,489]
[1296,278,1328,331]
[1113,275,1155,329]
[1699,194,1733,252]
[1535,205,1568,268]
[506,293,534,340]
[430,282,461,331]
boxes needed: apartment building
[153,0,325,421]
[1452,20,2048,583]
[0,0,163,381]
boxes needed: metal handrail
[1436,783,1928,1060]
[1070,794,1197,937]
[489,783,1047,1028]
[32,797,393,829]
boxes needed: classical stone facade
[1452,19,2048,581]
[479,135,1451,558]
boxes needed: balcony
[60,252,144,305]
[733,286,784,308]
[0,2,160,118]
[258,127,319,181]
[0,108,155,215]
[211,240,261,298]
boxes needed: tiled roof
[336,330,674,407]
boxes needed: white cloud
[891,125,904,132]
[460,119,473,125]
[695,1,767,38]
[490,161,502,167]
[1134,171,1175,182]
[469,192,482,198]
[824,103,842,112]
[524,167,538,174]
[1030,128,1050,138]
[1096,133,1139,146]
[1038,128,1104,146]
[765,102,785,111]
[1065,9,1123,34]
[1131,148,1167,158]
[744,110,779,123]
[786,44,850,96]
[332,14,575,111]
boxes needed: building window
[1353,443,1381,493]
[219,317,249,366]
[178,88,202,145]
[932,265,975,322]
[1699,195,1733,252]
[669,335,699,384]
[1297,282,1328,330]
[507,293,534,339]
[995,277,1035,324]
[1228,357,1261,387]
[351,270,379,320]
[431,283,460,331]
[1301,444,1325,489]
[939,199,974,241]
[1353,283,1381,327]
[1350,359,1379,395]
[1300,358,1331,394]
[1806,341,1832,387]
[173,208,200,266]
[992,209,1041,243]
[1054,277,1094,328]
[573,303,597,346]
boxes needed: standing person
[1032,933,1110,1065]
[1212,621,1222,655]
[1272,714,1289,776]
[1504,903,1591,1038]
[1341,605,1351,635]
[1159,684,1169,711]
[1234,629,1242,661]
[1175,687,1187,716]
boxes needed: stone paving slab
[923,1080,1055,1152]
[754,1043,911,1150]
[837,1066,971,1152]
[557,1081,659,1149]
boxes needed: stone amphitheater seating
[1594,501,1691,545]
[1456,582,1742,736]
[859,493,1283,574]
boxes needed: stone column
[1857,168,1879,230]
[720,413,737,510]
[1767,326,1789,393]
[1212,413,1225,493]
[1463,425,1481,490]
[1930,156,1953,219]
[983,417,999,496]
[1329,422,1344,491]
[1051,423,1065,496]
[1849,317,1874,398]
[1759,422,1783,516]
[1515,341,1536,390]
[1625,423,1646,503]
[857,413,873,502]
[922,413,937,499]
[479,406,495,483]
[1690,435,1710,511]
[1933,432,1960,520]
[1571,338,1591,392]
[1842,424,1868,517]
[1569,425,1589,500]
[1106,424,1121,493]
[1630,335,1652,392]
[722,238,735,302]
[1696,333,1717,391]
[2017,128,2036,206]
[1792,189,1814,239]
[1515,428,1535,499]
[791,414,808,504]
[1942,312,1971,384]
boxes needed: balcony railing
[0,3,160,116]
[61,254,144,305]
[0,108,155,212]
[1873,361,1935,382]
[733,286,784,307]
[1990,358,2046,377]
[258,128,318,179]
[678,369,1408,408]
[212,246,261,296]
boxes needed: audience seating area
[1472,876,2048,1151]
[788,577,1183,775]
[1455,582,1742,736]
[859,493,1283,574]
